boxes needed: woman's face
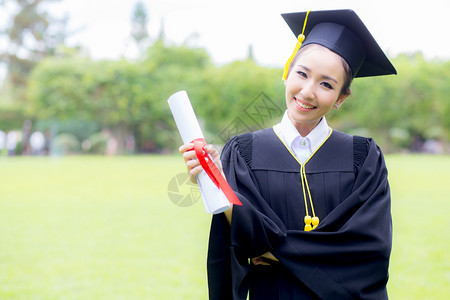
[285,44,349,134]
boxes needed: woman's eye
[321,82,333,89]
[297,71,307,78]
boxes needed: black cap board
[281,9,397,78]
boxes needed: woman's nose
[299,80,315,100]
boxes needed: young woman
[180,9,395,299]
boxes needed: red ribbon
[191,138,242,206]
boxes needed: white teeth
[295,98,315,109]
[300,103,314,109]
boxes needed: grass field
[0,154,449,299]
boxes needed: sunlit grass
[0,156,210,299]
[386,154,450,299]
[0,154,448,299]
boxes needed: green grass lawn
[0,154,449,299]
[385,155,450,299]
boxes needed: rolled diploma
[167,90,231,214]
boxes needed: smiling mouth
[294,97,317,110]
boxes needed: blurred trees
[330,52,449,151]
[0,0,67,101]
[130,1,150,53]
[26,43,449,154]
[0,0,450,153]
[27,39,214,153]
[191,57,284,139]
[0,0,447,154]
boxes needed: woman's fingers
[251,257,271,266]
[189,164,204,176]
[186,158,200,172]
[179,143,223,180]
[178,143,193,154]
[262,251,279,262]
[250,251,279,266]
[182,148,197,162]
[204,144,225,177]
[204,144,219,160]
[179,143,202,179]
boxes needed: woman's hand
[178,143,223,183]
[178,142,233,224]
[251,251,279,266]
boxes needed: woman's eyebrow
[322,75,338,84]
[297,64,338,84]
[297,64,311,72]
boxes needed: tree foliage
[27,40,213,152]
[130,1,149,53]
[0,0,67,100]
[330,52,450,149]
[24,42,450,153]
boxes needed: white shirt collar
[277,110,330,155]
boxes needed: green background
[0,155,448,299]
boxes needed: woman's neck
[288,115,321,137]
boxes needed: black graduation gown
[207,128,392,299]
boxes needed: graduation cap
[281,9,397,79]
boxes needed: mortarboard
[281,9,397,79]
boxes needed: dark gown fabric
[207,128,392,300]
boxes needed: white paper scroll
[167,90,231,214]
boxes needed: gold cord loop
[301,164,319,231]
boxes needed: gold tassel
[282,10,311,80]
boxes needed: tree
[130,1,150,54]
[0,0,67,101]
[26,41,450,153]
[192,59,285,140]
[27,40,214,153]
[328,52,450,149]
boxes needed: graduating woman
[180,9,395,299]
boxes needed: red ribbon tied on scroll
[192,138,242,206]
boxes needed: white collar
[277,110,330,154]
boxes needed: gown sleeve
[207,133,392,300]
[207,133,287,300]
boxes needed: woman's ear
[334,90,351,110]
